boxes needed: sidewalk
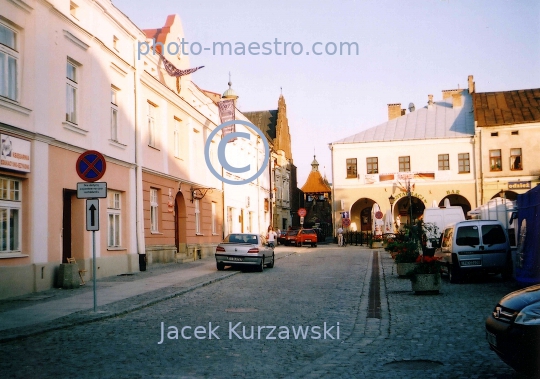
[0,250,293,343]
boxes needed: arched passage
[439,194,471,218]
[491,190,518,201]
[175,192,187,255]
[395,196,426,226]
[350,197,376,231]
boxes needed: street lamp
[388,194,395,214]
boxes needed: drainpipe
[329,143,335,237]
[133,40,146,270]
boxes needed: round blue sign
[76,150,107,182]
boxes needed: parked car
[277,230,287,245]
[296,228,318,247]
[485,284,540,376]
[313,227,325,243]
[284,230,300,246]
[434,220,512,283]
[215,233,274,272]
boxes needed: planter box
[371,241,383,248]
[396,262,418,277]
[411,273,441,294]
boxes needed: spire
[311,155,319,172]
[222,72,239,100]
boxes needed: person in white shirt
[337,226,344,247]
[267,227,277,248]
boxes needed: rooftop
[473,88,540,127]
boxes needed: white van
[423,199,465,247]
[435,220,512,283]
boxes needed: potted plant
[393,241,420,277]
[409,255,444,294]
[371,234,383,248]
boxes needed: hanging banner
[1,134,31,173]
[218,99,236,141]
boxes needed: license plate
[229,257,243,262]
[486,331,497,347]
[305,239,311,242]
[461,260,481,266]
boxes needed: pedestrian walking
[337,225,344,247]
[267,226,277,248]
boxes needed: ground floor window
[0,177,21,253]
[107,190,121,247]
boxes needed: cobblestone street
[0,246,526,378]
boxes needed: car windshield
[456,225,480,246]
[482,224,506,245]
[227,234,258,244]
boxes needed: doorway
[62,189,76,263]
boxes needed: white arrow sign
[86,199,99,231]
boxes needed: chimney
[401,109,406,116]
[442,89,463,99]
[452,92,462,108]
[427,94,434,109]
[388,103,401,120]
[468,75,475,93]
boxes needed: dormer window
[70,2,78,18]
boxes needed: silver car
[215,233,275,272]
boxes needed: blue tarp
[516,185,540,285]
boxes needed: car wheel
[266,253,274,268]
[312,243,317,248]
[216,262,225,271]
[257,256,264,272]
[449,263,462,284]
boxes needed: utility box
[57,263,80,289]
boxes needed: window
[456,225,480,246]
[66,61,78,123]
[511,131,519,136]
[366,157,378,174]
[195,199,201,234]
[107,190,121,247]
[0,23,18,101]
[0,177,21,253]
[211,202,216,234]
[148,102,157,147]
[150,188,158,232]
[111,88,118,141]
[458,153,470,173]
[173,118,181,157]
[490,149,502,171]
[346,158,357,178]
[438,154,449,170]
[227,207,233,234]
[398,156,410,172]
[113,36,119,51]
[491,132,498,137]
[510,148,522,170]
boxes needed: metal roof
[332,90,475,144]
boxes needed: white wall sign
[0,134,31,173]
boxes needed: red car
[296,228,318,247]
[284,230,300,246]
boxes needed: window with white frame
[150,188,159,232]
[148,102,157,147]
[227,207,233,235]
[211,202,216,234]
[111,87,119,141]
[107,190,121,247]
[0,177,21,253]
[195,199,201,234]
[66,60,78,123]
[0,23,18,101]
[173,117,181,157]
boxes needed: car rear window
[228,234,258,243]
[481,224,506,245]
[288,230,298,236]
[456,225,480,246]
[302,229,314,234]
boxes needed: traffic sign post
[76,150,107,313]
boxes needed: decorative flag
[157,52,204,93]
[218,99,236,142]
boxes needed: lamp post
[389,194,396,233]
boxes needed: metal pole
[93,230,97,312]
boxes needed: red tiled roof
[300,170,331,194]
[473,88,540,127]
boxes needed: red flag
[156,52,204,93]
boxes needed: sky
[113,0,540,186]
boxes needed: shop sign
[508,181,531,190]
[0,134,31,173]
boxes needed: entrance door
[62,189,76,263]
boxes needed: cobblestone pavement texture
[0,245,532,378]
